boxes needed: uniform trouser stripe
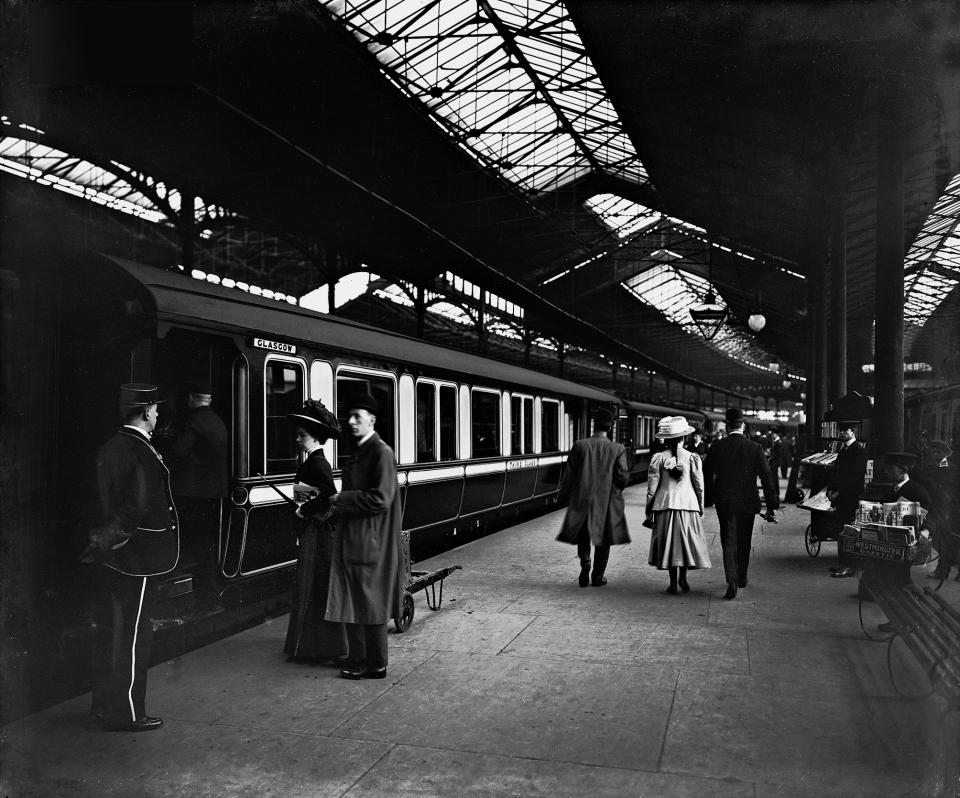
[126,577,148,721]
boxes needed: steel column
[874,77,906,452]
[829,181,848,399]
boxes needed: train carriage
[64,254,621,600]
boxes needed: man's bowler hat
[593,407,615,430]
[725,407,744,424]
[882,451,917,468]
[119,383,164,406]
[186,380,213,396]
[349,393,379,415]
[289,400,341,441]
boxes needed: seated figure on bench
[872,452,933,632]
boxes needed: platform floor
[3,482,958,797]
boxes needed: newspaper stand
[393,530,462,633]
[837,501,931,571]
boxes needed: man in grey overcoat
[556,407,631,587]
[326,393,402,679]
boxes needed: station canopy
[3,1,960,398]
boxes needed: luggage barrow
[393,531,462,633]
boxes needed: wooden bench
[864,582,960,796]
[866,583,960,697]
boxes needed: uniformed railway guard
[83,383,180,731]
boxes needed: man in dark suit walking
[704,407,779,599]
[84,383,180,731]
[160,381,228,610]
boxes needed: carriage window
[416,382,436,463]
[510,395,533,455]
[541,400,559,452]
[616,413,631,445]
[439,385,457,461]
[336,372,395,468]
[471,390,500,458]
[265,359,306,474]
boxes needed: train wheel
[805,525,821,557]
[394,592,415,633]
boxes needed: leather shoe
[679,579,690,593]
[724,583,738,600]
[340,666,387,680]
[831,567,855,578]
[578,564,590,588]
[666,585,679,595]
[737,578,748,588]
[591,576,607,587]
[105,716,163,732]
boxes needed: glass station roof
[0,122,227,227]
[320,0,648,194]
[622,264,795,377]
[0,133,168,223]
[903,170,960,325]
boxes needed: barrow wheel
[394,592,415,633]
[805,524,821,557]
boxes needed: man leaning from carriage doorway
[326,393,403,680]
[555,407,631,587]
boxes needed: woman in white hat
[646,416,711,593]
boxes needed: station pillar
[829,180,848,400]
[803,193,829,447]
[874,77,906,453]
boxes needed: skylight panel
[903,171,960,325]
[585,193,661,239]
[320,0,649,194]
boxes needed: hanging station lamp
[747,288,766,332]
[689,238,728,340]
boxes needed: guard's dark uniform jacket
[96,427,180,576]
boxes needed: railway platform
[3,481,958,797]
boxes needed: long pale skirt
[648,509,712,570]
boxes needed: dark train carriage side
[106,255,618,581]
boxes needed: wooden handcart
[393,531,462,633]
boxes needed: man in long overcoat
[703,407,779,599]
[326,393,402,679]
[556,407,631,587]
[84,383,180,731]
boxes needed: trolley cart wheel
[805,524,821,557]
[394,591,415,633]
